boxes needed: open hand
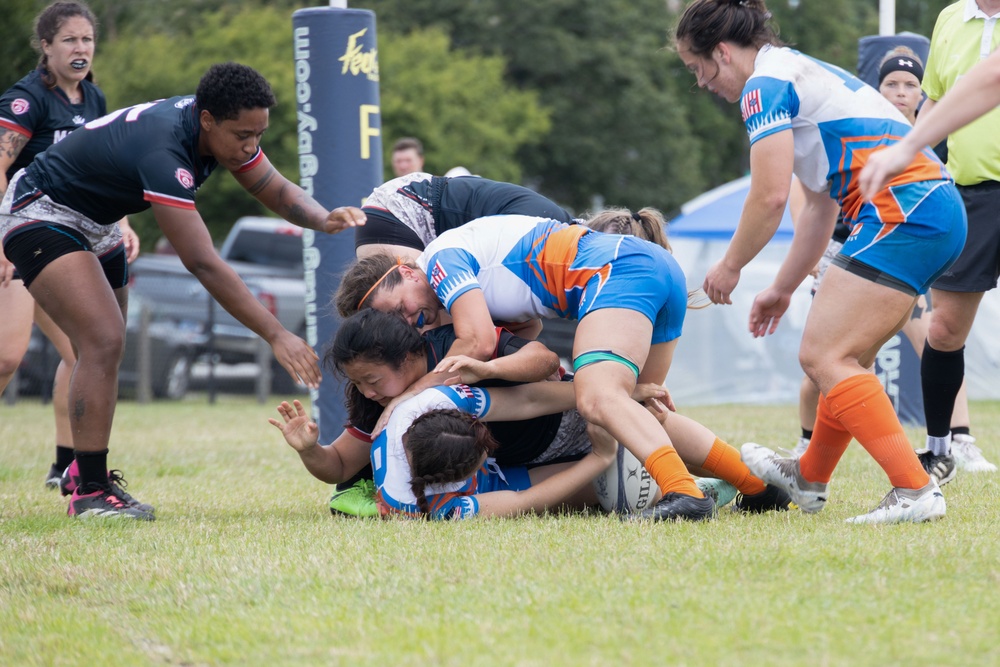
[434,354,490,384]
[271,331,321,389]
[268,399,319,451]
[631,382,674,413]
[323,207,367,234]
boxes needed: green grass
[2,396,999,666]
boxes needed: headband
[879,56,924,85]
[357,257,405,310]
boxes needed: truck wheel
[155,353,193,400]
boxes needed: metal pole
[879,0,896,36]
[137,303,153,404]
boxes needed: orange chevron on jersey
[525,224,603,313]
[841,139,948,224]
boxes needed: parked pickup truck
[129,216,307,393]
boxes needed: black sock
[921,343,964,438]
[54,445,75,472]
[951,426,971,437]
[75,449,109,491]
[801,428,813,441]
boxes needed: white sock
[926,434,951,457]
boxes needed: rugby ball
[593,445,658,513]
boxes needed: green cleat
[329,479,379,518]
[695,477,739,509]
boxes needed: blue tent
[667,175,795,241]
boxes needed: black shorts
[353,209,424,252]
[932,181,1000,293]
[831,254,917,297]
[3,224,128,289]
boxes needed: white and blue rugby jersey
[742,45,949,224]
[373,384,509,519]
[417,214,652,321]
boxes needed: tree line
[2,0,953,246]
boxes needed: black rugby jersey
[23,95,261,225]
[422,324,563,466]
[403,175,574,235]
[0,69,107,181]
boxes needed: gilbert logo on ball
[594,445,656,513]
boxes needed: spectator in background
[390,137,425,177]
[870,0,1000,480]
[0,1,140,492]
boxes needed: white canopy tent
[664,176,1000,410]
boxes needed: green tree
[365,0,728,214]
[94,5,301,245]
[0,1,42,88]
[378,26,550,183]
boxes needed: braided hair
[405,409,498,516]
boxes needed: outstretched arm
[473,423,618,517]
[860,48,1000,200]
[433,340,560,385]
[154,203,321,388]
[370,313,554,434]
[268,399,371,483]
[482,381,668,422]
[232,152,366,234]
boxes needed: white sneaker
[950,434,998,473]
[791,436,810,458]
[845,479,945,524]
[740,443,828,513]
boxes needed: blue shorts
[476,464,531,493]
[575,233,687,344]
[842,180,967,295]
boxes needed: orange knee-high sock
[798,393,853,484]
[702,438,766,495]
[826,373,930,489]
[645,445,703,497]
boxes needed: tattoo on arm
[0,128,29,162]
[246,164,322,230]
[284,204,311,228]
[246,166,277,196]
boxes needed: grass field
[2,395,998,666]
